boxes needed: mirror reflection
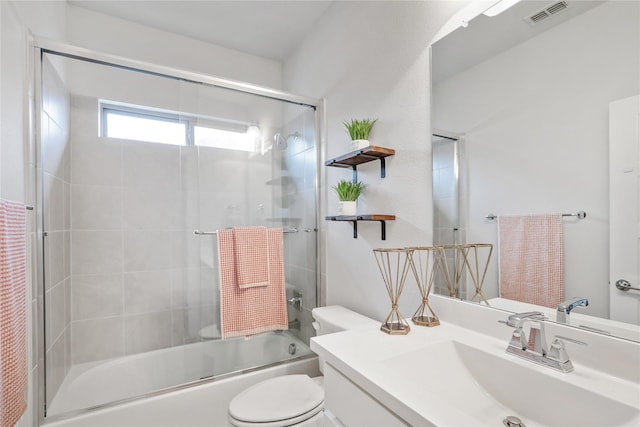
[431,0,640,341]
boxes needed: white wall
[433,1,640,319]
[2,2,68,425]
[65,4,282,90]
[0,3,31,425]
[3,0,293,423]
[283,1,465,321]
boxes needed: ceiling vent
[525,1,569,24]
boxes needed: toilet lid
[229,375,324,423]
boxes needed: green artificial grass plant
[343,118,377,140]
[332,179,367,201]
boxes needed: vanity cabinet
[323,363,408,427]
[325,146,396,239]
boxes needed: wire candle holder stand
[407,246,442,327]
[373,248,412,335]
[458,243,493,304]
[438,244,467,298]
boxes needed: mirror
[431,0,640,341]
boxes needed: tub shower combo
[34,42,321,421]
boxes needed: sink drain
[503,416,525,427]
[288,343,297,355]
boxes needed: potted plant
[343,118,377,150]
[332,179,366,216]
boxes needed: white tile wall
[123,230,172,272]
[71,274,123,320]
[41,56,72,406]
[124,311,173,354]
[71,185,122,230]
[123,271,172,315]
[432,137,467,297]
[279,108,318,344]
[71,230,123,275]
[71,317,124,363]
[67,95,288,364]
[122,142,181,191]
[63,87,318,368]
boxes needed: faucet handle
[506,311,546,328]
[508,327,528,350]
[553,335,588,347]
[499,319,528,349]
[547,335,587,364]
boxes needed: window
[100,101,259,152]
[102,107,187,146]
[194,125,260,153]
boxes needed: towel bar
[194,228,298,236]
[485,211,586,221]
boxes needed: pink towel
[0,200,27,426]
[218,228,288,338]
[498,214,564,308]
[233,227,269,288]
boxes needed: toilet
[228,306,378,427]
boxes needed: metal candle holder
[459,243,493,304]
[438,244,468,298]
[373,248,412,335]
[407,246,442,327]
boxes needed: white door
[609,95,640,325]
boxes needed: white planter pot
[351,139,370,150]
[338,201,357,216]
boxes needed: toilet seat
[228,375,324,427]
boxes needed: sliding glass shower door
[38,48,319,418]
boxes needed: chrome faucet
[501,311,586,373]
[504,311,547,352]
[557,297,588,323]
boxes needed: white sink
[386,340,640,427]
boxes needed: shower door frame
[31,38,325,424]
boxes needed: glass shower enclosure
[36,45,320,419]
[431,133,467,298]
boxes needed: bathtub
[47,331,316,423]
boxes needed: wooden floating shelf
[325,215,396,240]
[325,146,395,179]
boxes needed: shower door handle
[615,279,640,292]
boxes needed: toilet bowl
[228,375,324,427]
[227,306,377,426]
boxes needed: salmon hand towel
[233,226,269,288]
[0,199,27,426]
[498,214,564,308]
[218,228,288,338]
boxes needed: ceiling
[432,0,605,83]
[68,1,333,61]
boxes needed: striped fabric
[0,199,27,426]
[498,214,564,308]
[233,227,269,288]
[218,228,288,338]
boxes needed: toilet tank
[311,306,378,374]
[311,306,378,336]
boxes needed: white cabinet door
[323,363,410,427]
[609,95,640,324]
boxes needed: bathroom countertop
[311,318,640,426]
